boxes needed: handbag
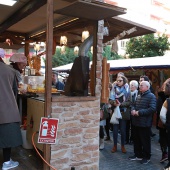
[158,119,165,129]
[110,106,122,124]
[121,107,130,120]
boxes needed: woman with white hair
[126,80,138,144]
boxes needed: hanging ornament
[60,36,67,46]
[74,46,79,55]
[82,30,89,42]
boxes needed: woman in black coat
[156,86,168,163]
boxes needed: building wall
[105,0,170,56]
[49,20,104,170]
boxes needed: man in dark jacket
[52,71,65,90]
[129,81,156,164]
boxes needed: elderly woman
[110,75,130,153]
[126,80,139,144]
[160,78,170,170]
[9,53,27,86]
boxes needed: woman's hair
[109,82,112,90]
[117,75,128,85]
[163,78,170,96]
[130,80,138,88]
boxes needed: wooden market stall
[0,0,156,170]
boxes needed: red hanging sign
[38,117,59,144]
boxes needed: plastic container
[21,129,33,149]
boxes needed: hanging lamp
[81,30,89,42]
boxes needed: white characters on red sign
[50,125,56,137]
[41,121,48,136]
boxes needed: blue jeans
[113,119,126,146]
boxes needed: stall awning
[53,56,170,72]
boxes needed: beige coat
[0,62,21,124]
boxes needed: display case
[23,76,45,89]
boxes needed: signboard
[38,117,59,144]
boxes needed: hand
[115,99,120,106]
[134,111,139,116]
[131,110,136,116]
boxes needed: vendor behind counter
[52,70,65,90]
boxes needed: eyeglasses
[117,80,123,83]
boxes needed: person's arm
[160,100,168,124]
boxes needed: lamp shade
[74,46,79,55]
[34,43,40,52]
[82,30,89,42]
[60,36,67,45]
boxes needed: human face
[139,78,144,83]
[116,78,124,87]
[139,82,148,93]
[17,62,26,71]
[130,83,137,92]
[52,73,58,83]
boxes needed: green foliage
[126,33,170,58]
[51,45,123,67]
[103,45,123,60]
[52,47,78,67]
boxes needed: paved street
[99,126,165,170]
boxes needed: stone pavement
[99,126,166,170]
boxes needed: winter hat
[0,48,5,58]
[10,53,27,64]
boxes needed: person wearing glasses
[139,75,156,138]
[110,75,130,154]
[139,75,155,94]
[129,81,156,164]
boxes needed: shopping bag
[110,106,122,124]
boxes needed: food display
[27,55,41,75]
[27,85,57,93]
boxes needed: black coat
[156,91,168,128]
[131,90,157,127]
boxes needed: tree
[103,45,123,60]
[126,33,170,58]
[51,45,123,68]
[52,47,78,67]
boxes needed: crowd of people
[99,72,170,170]
[1,47,170,170]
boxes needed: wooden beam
[44,0,53,169]
[0,0,47,34]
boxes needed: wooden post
[44,0,53,169]
[91,21,98,96]
[24,35,29,65]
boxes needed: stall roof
[0,0,156,49]
[53,56,170,72]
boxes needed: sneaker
[164,162,170,170]
[2,160,19,170]
[160,154,168,163]
[140,158,150,164]
[129,155,142,161]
